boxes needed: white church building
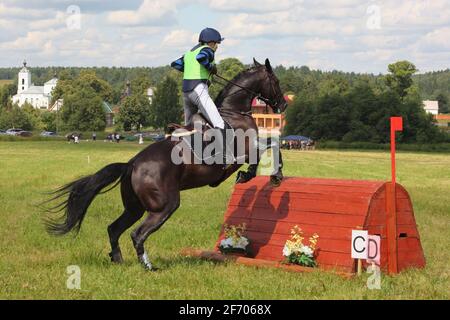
[12,61,58,110]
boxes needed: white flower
[220,238,233,248]
[220,236,249,249]
[300,245,314,257]
[234,237,249,249]
[282,245,292,257]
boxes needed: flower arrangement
[282,225,319,267]
[219,223,250,255]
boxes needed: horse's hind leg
[131,193,180,270]
[108,208,144,263]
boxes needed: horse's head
[253,58,288,113]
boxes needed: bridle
[213,69,284,113]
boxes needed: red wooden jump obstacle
[182,118,426,276]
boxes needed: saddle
[167,114,236,165]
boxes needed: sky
[0,0,449,74]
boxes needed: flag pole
[386,117,402,274]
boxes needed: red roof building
[251,95,293,134]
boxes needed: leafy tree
[209,58,245,100]
[0,103,34,130]
[0,83,16,109]
[385,61,418,98]
[150,76,182,132]
[61,86,106,131]
[117,94,151,131]
[435,92,449,114]
[52,69,112,104]
[41,111,57,132]
[131,73,152,96]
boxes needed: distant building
[12,60,58,109]
[435,114,450,128]
[103,101,114,127]
[251,95,294,135]
[423,100,439,115]
[119,80,154,103]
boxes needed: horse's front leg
[236,137,284,186]
[269,142,283,187]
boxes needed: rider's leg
[183,93,198,127]
[192,83,224,129]
[191,83,233,165]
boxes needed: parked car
[17,130,32,137]
[0,130,6,135]
[40,131,56,137]
[6,128,24,136]
[152,134,166,142]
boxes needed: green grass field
[0,141,448,299]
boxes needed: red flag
[391,117,403,132]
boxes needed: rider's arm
[170,56,184,72]
[196,47,215,71]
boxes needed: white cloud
[304,38,340,52]
[162,29,197,47]
[0,0,448,72]
[208,0,302,13]
[0,3,54,20]
[107,0,178,26]
[418,27,450,51]
[307,58,336,71]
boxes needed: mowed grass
[0,141,448,300]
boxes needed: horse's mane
[214,66,260,107]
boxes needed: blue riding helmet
[198,28,224,44]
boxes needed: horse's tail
[43,162,130,236]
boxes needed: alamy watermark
[66,265,81,290]
[170,122,281,175]
[66,5,81,30]
[366,2,381,30]
[366,264,381,290]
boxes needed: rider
[171,27,232,164]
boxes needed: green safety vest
[183,45,214,80]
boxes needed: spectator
[92,132,97,141]
[115,133,120,143]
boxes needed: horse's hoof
[141,263,159,272]
[109,251,124,264]
[236,171,252,184]
[138,252,159,271]
[270,175,283,187]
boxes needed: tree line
[283,61,448,143]
[0,59,448,143]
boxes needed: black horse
[44,58,288,270]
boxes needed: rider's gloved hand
[210,65,218,75]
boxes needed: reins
[213,73,277,109]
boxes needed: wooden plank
[227,197,370,215]
[241,232,351,252]
[222,217,358,240]
[232,188,379,199]
[223,209,366,228]
[367,225,419,238]
[251,245,354,268]
[181,248,354,278]
[234,176,384,189]
[366,212,416,226]
[235,184,383,195]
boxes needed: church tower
[18,60,31,94]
